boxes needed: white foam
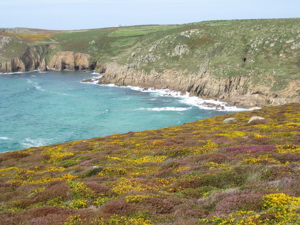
[27,79,45,91]
[127,86,184,97]
[21,138,49,148]
[180,96,260,111]
[138,107,192,112]
[35,85,44,91]
[128,87,259,111]
[84,78,260,111]
[0,71,24,75]
[0,137,11,140]
[84,74,103,84]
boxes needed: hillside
[1,103,300,224]
[1,18,300,107]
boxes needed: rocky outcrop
[94,62,300,108]
[0,45,48,73]
[48,51,92,71]
[0,46,95,73]
[0,58,25,73]
[21,45,49,71]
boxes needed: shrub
[25,206,74,217]
[261,165,295,181]
[85,181,110,194]
[139,197,179,214]
[181,170,246,189]
[61,160,78,168]
[82,167,103,177]
[215,193,263,215]
[8,196,34,209]
[34,181,70,203]
[223,145,276,153]
[180,186,215,198]
[100,199,132,216]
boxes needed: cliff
[91,62,300,108]
[48,51,92,71]
[0,46,93,73]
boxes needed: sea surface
[0,71,240,152]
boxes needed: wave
[127,86,259,111]
[138,107,192,112]
[180,96,260,112]
[83,74,103,84]
[0,71,25,75]
[27,79,45,91]
[0,137,11,140]
[0,71,42,75]
[27,78,71,96]
[20,138,50,148]
[82,76,260,111]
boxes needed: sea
[0,71,246,153]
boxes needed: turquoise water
[0,71,233,152]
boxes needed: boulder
[248,116,265,123]
[223,118,237,124]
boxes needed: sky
[0,0,299,30]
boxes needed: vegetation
[1,18,300,223]
[1,102,300,224]
[1,18,300,88]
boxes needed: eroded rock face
[0,58,26,73]
[21,45,49,71]
[0,47,94,73]
[48,51,91,71]
[11,58,26,72]
[0,45,48,73]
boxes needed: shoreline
[82,74,261,112]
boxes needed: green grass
[108,25,180,37]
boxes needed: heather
[1,103,300,224]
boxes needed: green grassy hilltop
[1,19,300,80]
[1,103,300,224]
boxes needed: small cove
[0,71,236,152]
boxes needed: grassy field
[1,103,300,224]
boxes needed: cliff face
[95,62,300,108]
[0,58,24,73]
[21,45,49,71]
[48,51,92,71]
[0,46,93,73]
[0,45,49,73]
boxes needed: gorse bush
[0,103,300,224]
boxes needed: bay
[0,71,234,152]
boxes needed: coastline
[83,74,261,112]
[2,71,237,152]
